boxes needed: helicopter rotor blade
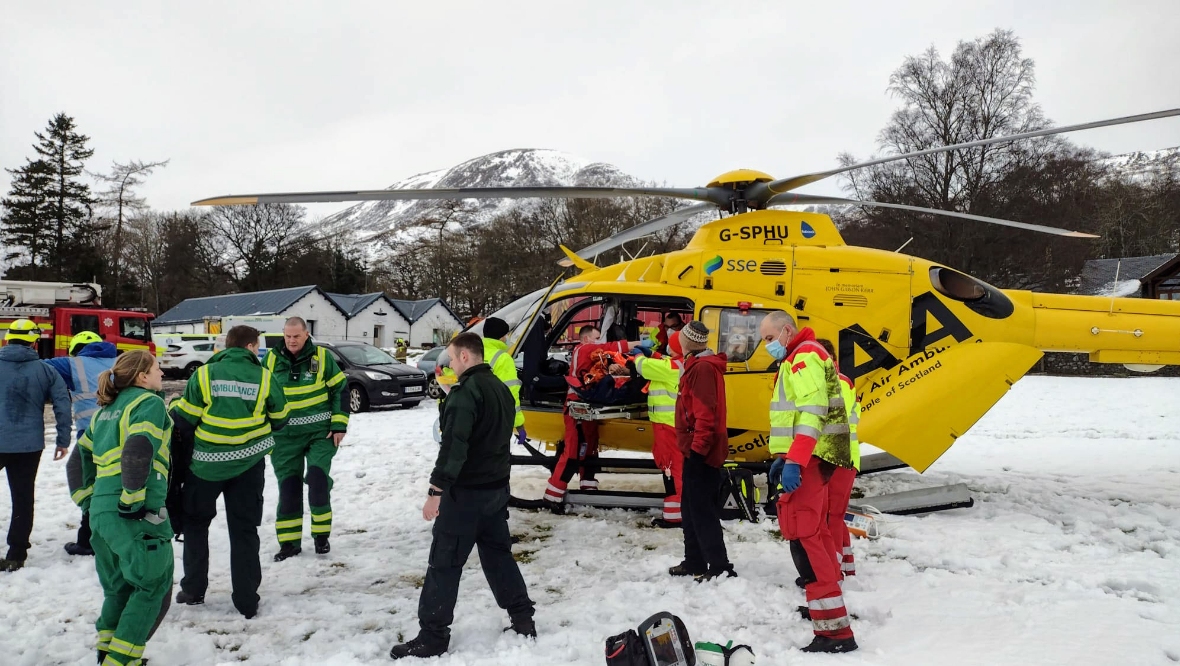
[192,186,724,207]
[557,202,715,267]
[748,108,1180,205]
[767,193,1099,238]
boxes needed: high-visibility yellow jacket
[634,354,683,427]
[837,374,861,471]
[483,337,523,427]
[768,328,853,468]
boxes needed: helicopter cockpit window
[699,307,772,368]
[929,267,1014,319]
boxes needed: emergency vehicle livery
[0,280,155,357]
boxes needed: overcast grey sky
[2,0,1178,220]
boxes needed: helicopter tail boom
[1030,293,1180,366]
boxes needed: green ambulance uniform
[170,346,288,611]
[72,387,173,666]
[264,342,348,547]
[483,337,524,428]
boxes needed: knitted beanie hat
[681,320,709,344]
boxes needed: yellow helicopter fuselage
[519,209,1180,472]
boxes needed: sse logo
[704,255,723,275]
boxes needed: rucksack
[606,612,696,666]
[718,464,759,522]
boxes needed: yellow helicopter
[195,108,1180,491]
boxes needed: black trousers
[1,451,42,561]
[418,485,535,645]
[76,511,91,548]
[681,453,730,572]
[180,459,265,614]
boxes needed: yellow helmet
[5,319,41,344]
[69,330,103,353]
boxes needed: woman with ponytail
[69,350,175,666]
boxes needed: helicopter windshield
[467,286,549,351]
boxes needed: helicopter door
[790,250,913,383]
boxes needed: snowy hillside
[2,375,1178,664]
[1101,146,1180,181]
[311,149,641,244]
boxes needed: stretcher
[566,401,648,421]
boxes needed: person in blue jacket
[0,319,72,572]
[46,331,118,557]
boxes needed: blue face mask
[765,326,789,360]
[766,340,787,360]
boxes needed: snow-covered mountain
[311,149,641,244]
[1100,146,1180,181]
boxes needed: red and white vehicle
[0,280,156,357]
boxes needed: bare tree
[93,159,168,304]
[205,203,308,291]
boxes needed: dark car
[320,340,430,412]
[415,346,446,399]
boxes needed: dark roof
[325,292,385,318]
[153,286,347,325]
[1080,254,1179,295]
[389,298,462,325]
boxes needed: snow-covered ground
[2,376,1178,665]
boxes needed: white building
[151,286,463,348]
[388,298,464,348]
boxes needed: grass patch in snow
[514,549,538,564]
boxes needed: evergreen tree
[1,158,54,276]
[33,113,95,279]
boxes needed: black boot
[176,589,204,605]
[65,542,95,556]
[389,635,447,660]
[314,535,330,555]
[0,559,25,572]
[695,564,737,582]
[274,543,302,562]
[801,635,858,653]
[650,518,682,529]
[504,617,537,638]
[668,561,706,577]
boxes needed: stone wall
[1030,352,1180,377]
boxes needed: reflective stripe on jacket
[484,337,524,427]
[635,355,682,426]
[768,328,852,468]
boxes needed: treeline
[3,30,1177,320]
[836,29,1180,291]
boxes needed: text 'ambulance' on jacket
[173,347,290,481]
[264,342,349,438]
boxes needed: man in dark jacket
[668,320,735,581]
[0,319,72,572]
[390,332,536,660]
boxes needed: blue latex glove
[779,460,802,493]
[516,426,528,445]
[638,337,655,349]
[629,346,653,357]
[768,456,785,489]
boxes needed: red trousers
[544,413,600,502]
[827,465,857,577]
[777,459,854,640]
[651,424,682,522]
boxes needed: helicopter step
[857,452,910,475]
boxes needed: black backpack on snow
[718,464,759,522]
